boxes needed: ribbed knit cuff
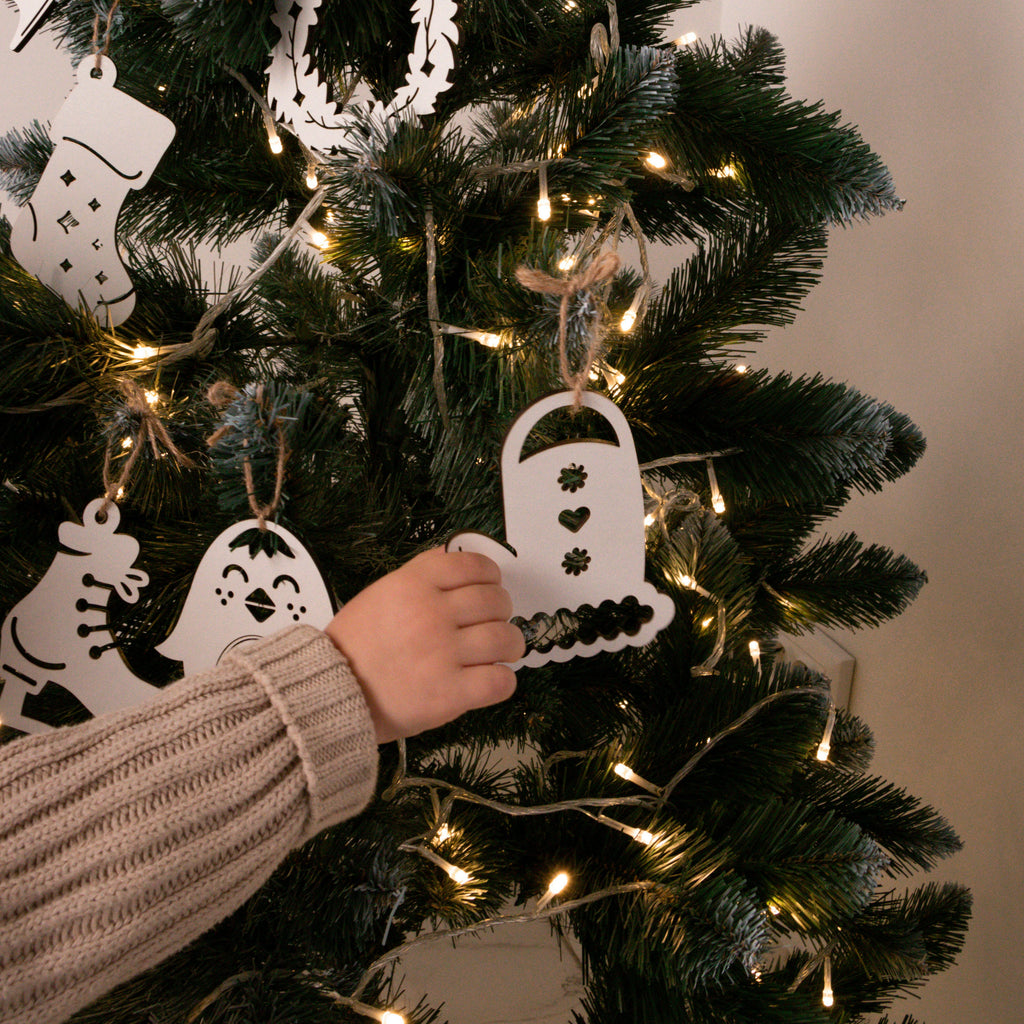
[228,625,379,839]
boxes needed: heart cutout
[558,507,591,533]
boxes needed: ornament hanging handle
[502,390,637,476]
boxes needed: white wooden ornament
[0,499,160,733]
[9,0,59,51]
[9,56,176,327]
[157,520,334,676]
[448,391,675,669]
[266,0,458,153]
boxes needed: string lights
[405,843,472,885]
[593,812,658,846]
[822,955,835,1007]
[817,702,837,761]
[706,458,725,513]
[613,762,663,797]
[537,161,551,221]
[440,323,504,348]
[536,871,570,911]
[619,283,649,333]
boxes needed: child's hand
[326,548,525,743]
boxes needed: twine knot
[101,378,195,513]
[515,250,621,406]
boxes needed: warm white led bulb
[644,513,656,527]
[712,495,726,514]
[132,344,158,360]
[634,829,656,846]
[310,230,329,250]
[480,333,502,348]
[614,763,634,781]
[537,196,551,220]
[680,574,694,589]
[645,151,668,170]
[620,308,637,332]
[143,389,160,408]
[436,823,452,843]
[767,902,781,916]
[121,437,133,450]
[558,255,577,271]
[735,363,748,373]
[548,872,569,895]
[306,169,319,189]
[822,989,835,1008]
[817,704,837,762]
[447,866,471,885]
[268,131,284,155]
[381,1012,405,1024]
[673,31,698,47]
[748,640,761,661]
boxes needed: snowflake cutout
[558,463,588,493]
[562,547,591,575]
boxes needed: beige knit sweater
[0,625,379,1024]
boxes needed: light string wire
[370,684,829,975]
[348,882,654,1004]
[424,207,450,428]
[186,677,830,1020]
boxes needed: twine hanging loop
[207,382,290,531]
[515,250,621,407]
[101,378,195,514]
[92,0,121,71]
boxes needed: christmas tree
[0,1,970,1022]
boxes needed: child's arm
[0,549,522,1024]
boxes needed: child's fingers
[447,583,513,626]
[416,548,502,590]
[458,663,518,709]
[457,620,526,666]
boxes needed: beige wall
[714,4,1024,1021]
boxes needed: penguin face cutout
[157,520,333,676]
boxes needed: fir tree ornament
[266,0,459,152]
[448,390,675,667]
[9,55,176,327]
[0,498,159,733]
[8,0,60,52]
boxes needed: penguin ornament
[158,520,333,676]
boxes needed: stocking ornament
[9,0,60,51]
[9,56,176,327]
[267,0,458,152]
[0,499,160,733]
[158,520,334,676]
[448,391,675,669]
